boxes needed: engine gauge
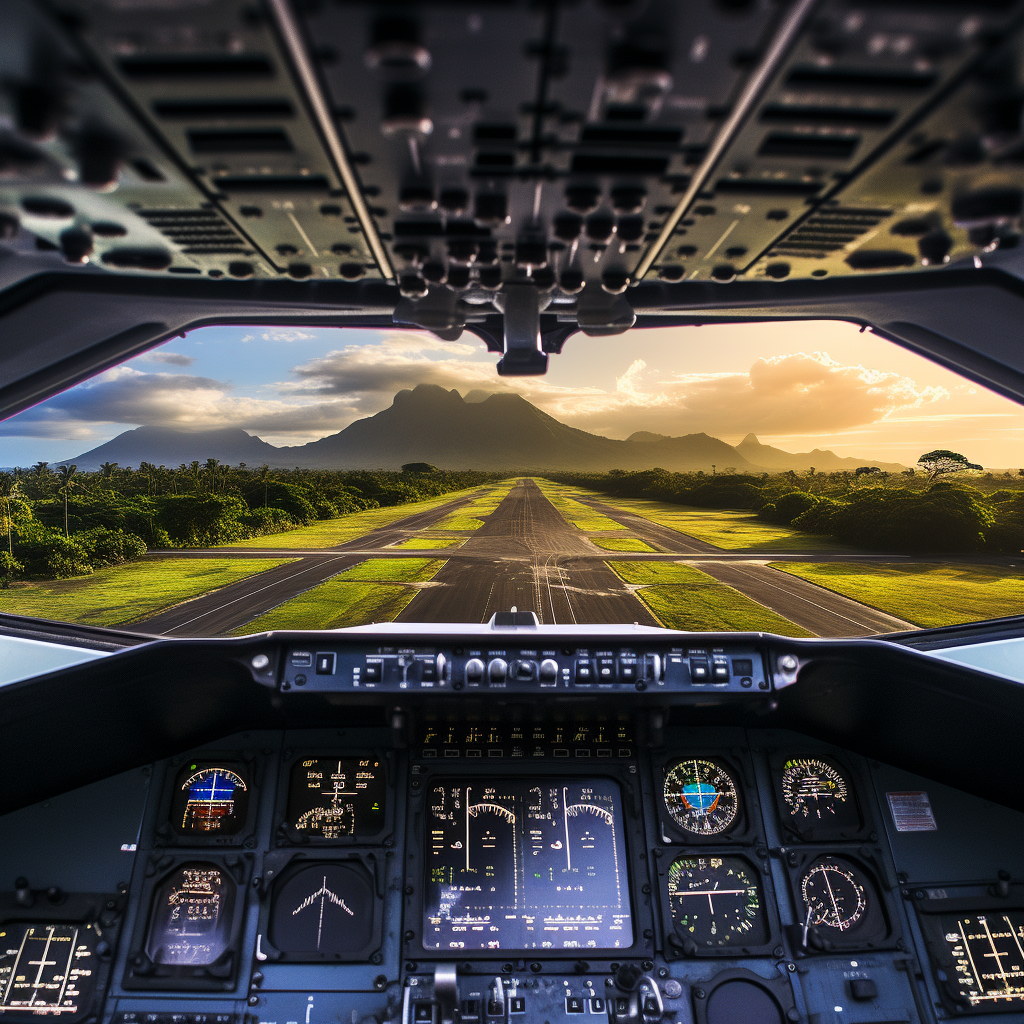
[171,763,249,836]
[666,856,766,948]
[800,857,867,933]
[286,757,386,839]
[663,759,740,836]
[0,922,99,1018]
[145,863,236,966]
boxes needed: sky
[3,319,1023,468]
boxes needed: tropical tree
[0,471,19,554]
[256,464,272,507]
[917,450,983,481]
[56,464,80,538]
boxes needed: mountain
[64,425,281,471]
[62,386,905,473]
[735,433,905,474]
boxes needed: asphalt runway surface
[132,477,924,636]
[396,479,658,626]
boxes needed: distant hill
[735,433,905,474]
[63,385,906,473]
[64,425,281,471]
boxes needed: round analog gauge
[176,765,248,834]
[800,857,867,932]
[663,759,740,836]
[781,758,849,821]
[667,856,764,948]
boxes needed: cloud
[141,351,195,367]
[239,329,317,343]
[0,332,989,460]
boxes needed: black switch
[461,1001,480,1019]
[315,652,336,674]
[421,660,437,681]
[414,1003,433,1023]
[565,997,585,1013]
[509,997,525,1014]
[575,661,593,683]
[849,978,878,1001]
[589,998,605,1013]
[363,661,382,681]
[643,997,660,1015]
[615,998,630,1015]
[713,663,730,680]
[690,659,709,681]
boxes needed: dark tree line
[0,463,499,584]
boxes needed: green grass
[0,557,296,627]
[590,537,657,552]
[333,558,446,583]
[391,537,465,549]
[576,493,836,551]
[770,562,1024,628]
[219,485,496,549]
[230,558,447,634]
[608,561,812,636]
[531,478,627,532]
[434,514,485,531]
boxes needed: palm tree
[204,458,221,494]
[99,462,118,489]
[57,464,79,538]
[0,472,19,554]
[256,464,271,507]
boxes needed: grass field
[770,562,1024,628]
[391,537,465,549]
[0,557,296,627]
[609,561,812,635]
[590,537,657,552]
[434,514,485,531]
[219,484,496,549]
[569,492,836,551]
[532,479,627,532]
[231,558,446,634]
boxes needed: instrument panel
[1,717,1023,1024]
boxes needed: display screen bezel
[403,764,653,961]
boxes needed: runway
[131,477,927,637]
[396,479,659,625]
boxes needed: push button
[461,1000,480,1019]
[713,663,730,681]
[690,659,709,681]
[589,998,605,1013]
[363,661,382,682]
[575,661,593,684]
[849,978,878,1001]
[565,997,585,1013]
[315,652,336,674]
[509,997,526,1014]
[414,1003,434,1022]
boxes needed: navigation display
[939,912,1024,1009]
[424,778,633,951]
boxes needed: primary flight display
[423,777,633,951]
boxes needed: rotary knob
[488,658,508,683]
[539,658,559,683]
[465,658,485,683]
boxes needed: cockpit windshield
[2,319,1022,637]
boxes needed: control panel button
[420,659,437,682]
[713,663,730,681]
[849,978,878,1001]
[690,659,709,681]
[414,1003,433,1023]
[465,658,485,683]
[565,997,585,1013]
[488,658,508,683]
[290,650,313,667]
[315,652,336,674]
[363,661,382,682]
[539,658,559,683]
[589,998,605,1013]
[513,659,535,681]
[575,661,593,684]
[509,997,526,1014]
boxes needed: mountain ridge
[62,385,906,473]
